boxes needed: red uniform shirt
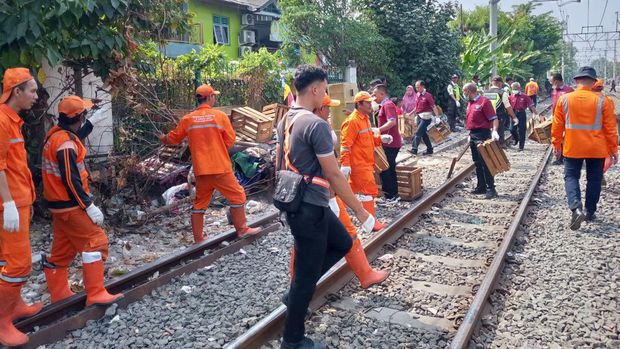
[378,99,402,148]
[551,85,574,112]
[466,95,497,130]
[415,91,435,113]
[508,93,533,111]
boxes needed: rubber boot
[12,293,43,321]
[191,213,205,243]
[0,284,29,347]
[44,266,75,303]
[82,252,123,306]
[361,200,385,231]
[345,239,389,288]
[230,206,261,237]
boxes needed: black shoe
[552,159,564,166]
[570,208,585,230]
[518,148,524,152]
[281,291,311,316]
[423,150,433,156]
[513,139,519,146]
[585,212,596,222]
[471,187,486,194]
[281,337,327,349]
[408,149,418,155]
[485,189,498,199]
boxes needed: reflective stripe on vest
[358,128,371,134]
[9,138,24,144]
[564,95,604,131]
[187,124,224,131]
[42,158,86,177]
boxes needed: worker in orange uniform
[41,96,123,309]
[340,92,393,232]
[552,67,618,231]
[525,78,539,107]
[161,84,260,243]
[288,94,389,289]
[0,68,42,347]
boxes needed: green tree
[359,0,461,103]
[0,0,191,81]
[236,48,283,109]
[279,0,390,85]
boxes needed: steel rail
[450,146,552,349]
[18,213,280,349]
[226,163,477,349]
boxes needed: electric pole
[490,0,499,77]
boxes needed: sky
[446,0,620,68]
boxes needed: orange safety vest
[525,81,539,96]
[339,109,381,169]
[42,126,90,208]
[552,86,618,158]
[162,104,236,176]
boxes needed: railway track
[13,101,551,349]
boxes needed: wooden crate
[262,103,289,127]
[374,146,389,172]
[398,114,416,140]
[477,140,510,176]
[529,119,552,144]
[427,120,451,143]
[395,165,423,201]
[231,107,274,143]
[327,83,358,104]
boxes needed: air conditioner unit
[242,13,255,26]
[240,30,256,45]
[239,46,253,56]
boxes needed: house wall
[189,0,241,59]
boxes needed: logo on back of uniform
[474,105,482,111]
[193,115,215,123]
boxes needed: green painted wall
[189,0,241,59]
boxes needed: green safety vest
[452,83,461,101]
[483,87,507,115]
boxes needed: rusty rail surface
[449,146,552,348]
[18,213,280,349]
[227,164,477,349]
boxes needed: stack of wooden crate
[477,140,510,176]
[327,83,358,145]
[262,103,289,127]
[427,120,451,143]
[396,163,423,201]
[231,107,275,143]
[529,119,552,144]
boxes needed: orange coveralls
[0,104,36,286]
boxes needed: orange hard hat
[196,84,220,97]
[0,68,34,104]
[354,91,375,103]
[322,94,341,107]
[58,95,94,118]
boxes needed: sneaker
[423,149,433,156]
[585,212,596,222]
[471,188,486,195]
[570,208,585,230]
[408,149,418,155]
[280,337,327,349]
[378,197,400,206]
[485,189,498,199]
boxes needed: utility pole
[615,12,618,82]
[490,0,499,77]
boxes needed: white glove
[2,201,19,232]
[512,118,519,126]
[371,127,380,136]
[456,101,461,108]
[380,135,393,144]
[491,130,500,141]
[86,204,104,226]
[362,214,375,234]
[340,166,351,178]
[328,197,340,217]
[435,117,441,124]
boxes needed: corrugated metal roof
[216,0,271,10]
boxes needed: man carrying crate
[463,83,501,199]
[161,84,260,243]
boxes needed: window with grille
[213,16,230,45]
